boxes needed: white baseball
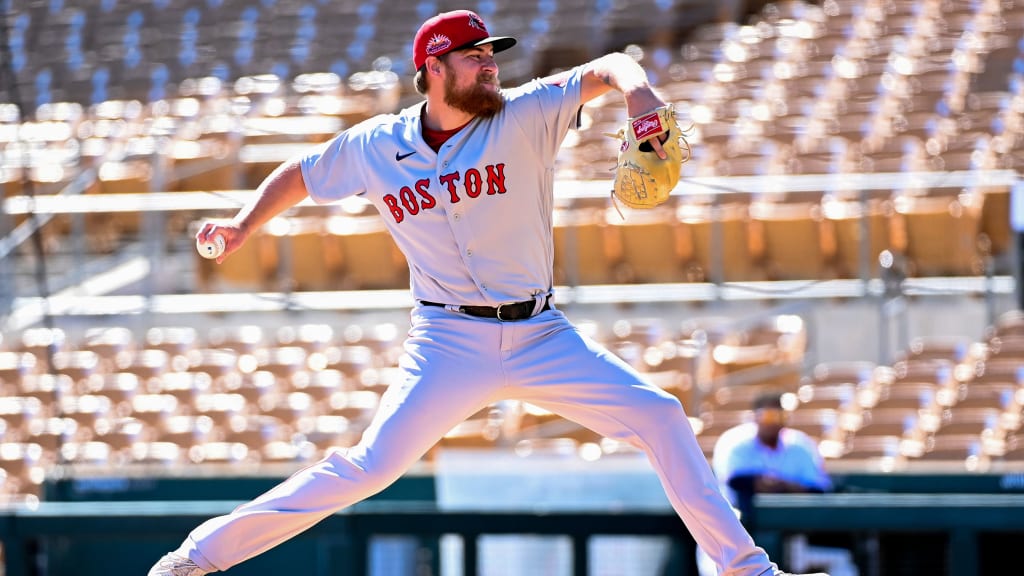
[196,234,225,259]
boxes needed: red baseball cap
[413,10,517,70]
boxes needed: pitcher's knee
[330,446,407,493]
[645,390,686,420]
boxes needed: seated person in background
[713,391,831,511]
[698,392,858,576]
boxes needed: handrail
[1,494,1022,575]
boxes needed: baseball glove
[607,105,690,209]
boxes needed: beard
[444,70,504,118]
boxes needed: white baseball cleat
[148,553,208,576]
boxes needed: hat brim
[461,36,517,54]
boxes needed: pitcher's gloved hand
[607,104,690,209]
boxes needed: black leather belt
[420,296,550,321]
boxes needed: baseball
[196,234,225,259]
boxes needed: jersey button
[453,213,461,221]
[466,249,473,257]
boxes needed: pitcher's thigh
[511,325,690,443]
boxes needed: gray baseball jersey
[300,68,582,306]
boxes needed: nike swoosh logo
[396,150,416,161]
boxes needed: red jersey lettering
[414,179,436,209]
[439,172,461,203]
[398,186,420,215]
[464,168,482,198]
[382,194,404,223]
[486,163,507,195]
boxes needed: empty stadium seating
[1,0,1023,510]
[0,301,1023,500]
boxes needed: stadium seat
[436,408,504,452]
[129,394,180,429]
[786,407,843,442]
[607,317,669,348]
[59,394,112,429]
[92,416,146,453]
[0,397,44,437]
[705,383,785,412]
[676,194,760,282]
[985,335,1024,360]
[268,216,340,292]
[221,371,278,405]
[0,351,38,389]
[999,435,1024,462]
[696,407,751,441]
[795,382,860,412]
[911,434,991,468]
[847,407,921,440]
[81,372,141,410]
[865,382,941,417]
[821,190,895,279]
[88,159,153,249]
[155,371,214,406]
[26,416,77,453]
[311,344,374,379]
[295,414,360,454]
[193,392,249,428]
[251,346,308,380]
[511,402,602,445]
[221,414,289,450]
[129,441,184,466]
[941,380,1020,413]
[183,348,240,382]
[324,214,409,290]
[553,206,617,286]
[806,358,880,385]
[58,438,116,467]
[18,328,67,368]
[890,357,956,385]
[51,350,101,384]
[187,441,251,465]
[144,326,199,356]
[260,439,317,463]
[605,205,689,284]
[321,389,380,428]
[988,310,1024,339]
[830,434,903,463]
[0,442,46,495]
[18,374,73,408]
[898,335,975,364]
[207,324,266,354]
[275,323,336,353]
[166,137,239,192]
[749,193,835,280]
[157,414,216,450]
[113,348,171,381]
[79,326,137,359]
[357,366,405,395]
[923,406,1005,439]
[289,369,350,401]
[891,189,984,276]
[958,356,1024,386]
[257,392,315,431]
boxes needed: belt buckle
[495,301,521,322]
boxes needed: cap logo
[425,34,452,56]
[468,13,486,31]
